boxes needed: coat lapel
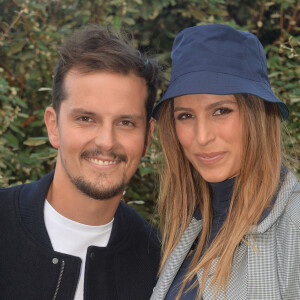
[151,218,202,300]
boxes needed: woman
[151,24,300,299]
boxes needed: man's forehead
[63,68,147,95]
[64,67,145,83]
[59,69,148,120]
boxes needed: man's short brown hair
[52,25,161,122]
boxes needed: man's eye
[176,113,193,120]
[214,108,232,115]
[78,116,93,122]
[120,120,134,127]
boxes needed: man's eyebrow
[118,114,145,121]
[70,109,145,120]
[70,108,96,116]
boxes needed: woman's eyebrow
[174,100,237,112]
[207,100,237,109]
[173,107,194,113]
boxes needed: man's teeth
[89,158,117,165]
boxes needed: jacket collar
[18,171,133,250]
[150,217,202,300]
[18,170,54,248]
[255,170,298,234]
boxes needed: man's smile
[85,157,119,166]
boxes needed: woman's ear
[44,107,60,149]
[142,118,155,156]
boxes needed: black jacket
[0,172,161,300]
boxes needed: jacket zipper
[53,260,65,300]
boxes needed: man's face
[45,70,153,200]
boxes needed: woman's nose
[195,120,215,146]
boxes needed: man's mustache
[81,149,128,163]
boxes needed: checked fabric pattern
[151,171,300,300]
[151,218,203,300]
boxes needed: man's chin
[72,177,125,200]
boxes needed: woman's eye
[214,108,232,116]
[176,113,193,120]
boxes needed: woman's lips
[195,152,226,165]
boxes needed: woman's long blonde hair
[158,94,282,298]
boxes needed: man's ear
[142,118,155,156]
[44,107,60,149]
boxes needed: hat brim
[152,71,289,120]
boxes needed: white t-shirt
[44,200,113,300]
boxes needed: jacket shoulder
[274,182,300,297]
[0,183,23,204]
[0,171,54,201]
[281,181,300,229]
[118,201,161,247]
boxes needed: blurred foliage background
[0,0,299,224]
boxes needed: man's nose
[94,123,116,151]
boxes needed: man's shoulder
[118,201,155,227]
[0,172,54,193]
[117,201,161,247]
[0,182,23,201]
[0,172,54,212]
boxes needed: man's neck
[46,170,122,226]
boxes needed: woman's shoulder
[280,178,300,228]
[273,176,300,294]
[275,171,300,231]
[258,171,300,234]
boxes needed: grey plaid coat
[151,171,300,299]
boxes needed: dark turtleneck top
[208,177,235,244]
[165,177,235,300]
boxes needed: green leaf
[38,87,52,92]
[24,137,48,146]
[123,18,135,25]
[5,134,19,148]
[7,41,27,56]
[139,165,152,177]
[9,123,25,137]
[113,16,122,30]
[30,148,57,160]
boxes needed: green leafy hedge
[0,0,299,222]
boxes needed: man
[0,25,161,299]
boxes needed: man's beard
[70,174,126,200]
[62,148,128,200]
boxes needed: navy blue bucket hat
[152,24,289,120]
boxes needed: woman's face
[173,94,242,183]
